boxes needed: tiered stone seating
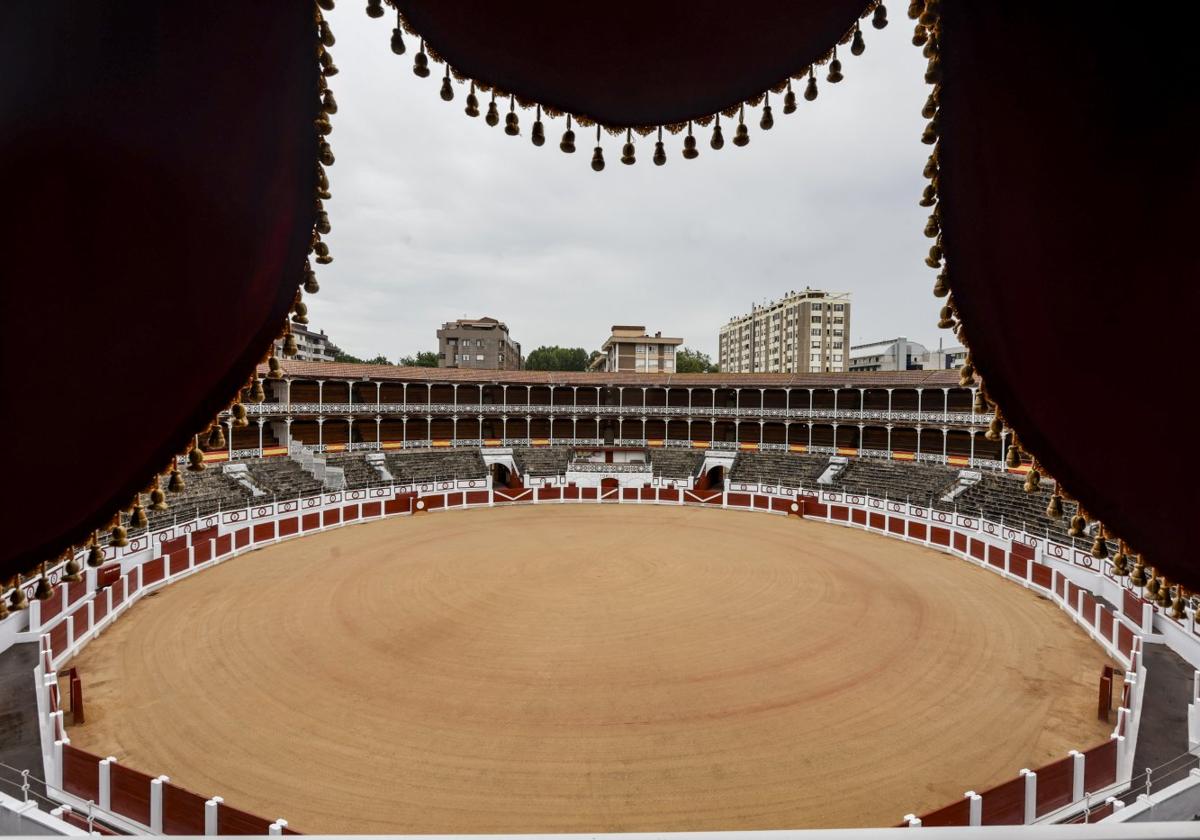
[246,458,324,499]
[513,446,570,476]
[324,452,385,490]
[118,467,253,538]
[650,449,703,478]
[941,473,1084,543]
[728,452,828,487]
[830,459,959,504]
[384,449,487,483]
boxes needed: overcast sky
[314,8,942,363]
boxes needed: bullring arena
[66,504,1113,833]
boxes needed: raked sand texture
[68,504,1115,833]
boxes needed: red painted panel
[661,489,681,503]
[887,516,904,534]
[126,570,139,594]
[162,536,188,556]
[1010,554,1028,579]
[851,507,867,525]
[908,521,927,540]
[41,592,63,621]
[1082,592,1097,625]
[421,495,444,510]
[97,562,120,589]
[931,526,950,546]
[622,487,639,501]
[1084,739,1117,791]
[1032,562,1052,589]
[920,796,971,827]
[110,577,124,606]
[562,486,579,500]
[980,774,1026,825]
[191,526,218,548]
[831,505,849,521]
[1118,623,1134,658]
[643,487,658,501]
[163,782,207,835]
[752,494,769,509]
[194,539,212,564]
[142,558,165,585]
[988,544,1005,568]
[382,498,406,516]
[278,516,298,536]
[72,610,88,640]
[216,533,232,556]
[807,502,828,517]
[93,594,108,622]
[724,492,748,507]
[253,522,274,543]
[581,487,598,500]
[67,580,88,606]
[62,744,100,802]
[322,508,340,526]
[235,527,251,547]
[1056,574,1067,599]
[343,505,361,521]
[970,538,986,560]
[465,492,490,505]
[110,762,153,825]
[219,804,273,835]
[1100,608,1114,644]
[953,531,968,552]
[1035,754,1074,816]
[1009,540,1034,562]
[870,512,886,530]
[1122,588,1141,620]
[540,488,562,501]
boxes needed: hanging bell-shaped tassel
[590,144,605,172]
[440,75,454,102]
[250,376,266,404]
[1170,589,1188,620]
[958,358,974,387]
[413,42,430,77]
[207,423,226,450]
[1067,513,1086,537]
[733,108,750,147]
[61,554,83,584]
[465,84,479,118]
[87,540,105,568]
[560,116,576,153]
[681,123,700,159]
[366,0,384,19]
[232,403,249,427]
[315,208,331,235]
[319,19,335,48]
[1129,556,1148,587]
[653,128,667,165]
[1089,527,1108,558]
[826,55,843,84]
[921,113,939,145]
[936,305,954,329]
[168,466,185,493]
[111,521,129,547]
[532,107,545,146]
[907,0,924,19]
[268,355,284,380]
[1045,492,1064,519]
[322,89,337,116]
[1005,445,1022,470]
[922,90,939,119]
[283,332,299,356]
[504,97,519,136]
[8,577,28,612]
[972,388,988,414]
[34,566,54,601]
[784,82,797,114]
[1110,544,1129,576]
[1145,571,1161,599]
[760,97,774,131]
[924,212,940,238]
[925,243,943,268]
[293,301,309,325]
[319,51,338,77]
[710,118,724,150]
[985,414,1002,441]
[851,26,866,56]
[150,486,168,511]
[303,263,320,295]
[390,26,406,55]
[1023,467,1040,493]
[621,130,635,165]
[485,97,499,127]
[913,23,928,47]
[932,271,950,298]
[188,446,206,473]
[1156,577,1172,609]
[873,3,889,28]
[130,501,148,530]
[804,71,819,101]
[919,184,937,207]
[923,154,938,180]
[318,140,334,167]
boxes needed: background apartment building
[593,325,683,373]
[273,324,335,363]
[437,317,522,370]
[848,337,929,371]
[718,289,851,373]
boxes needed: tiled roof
[259,360,964,389]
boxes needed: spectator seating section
[246,458,325,500]
[513,446,570,476]
[649,449,704,479]
[728,452,829,487]
[324,452,386,490]
[384,449,487,484]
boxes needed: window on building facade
[834,304,844,311]
[476,354,485,361]
[811,328,821,336]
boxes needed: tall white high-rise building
[718,289,851,373]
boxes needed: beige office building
[718,289,851,373]
[437,317,522,370]
[593,325,683,373]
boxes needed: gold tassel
[1023,463,1041,493]
[591,126,605,171]
[1045,492,1063,519]
[303,260,320,294]
[283,330,299,356]
[366,0,383,18]
[972,388,989,414]
[8,577,28,612]
[465,82,479,117]
[559,115,576,153]
[440,71,454,102]
[390,25,406,55]
[907,0,925,20]
[1005,444,1022,470]
[851,24,866,55]
[621,129,636,165]
[130,500,148,530]
[759,94,774,130]
[532,105,545,146]
[682,121,699,159]
[733,106,750,146]
[168,465,185,492]
[207,423,225,450]
[804,68,818,101]
[149,476,168,511]
[653,126,666,166]
[485,95,499,127]
[932,270,950,298]
[937,304,954,329]
[413,40,430,77]
[232,403,249,427]
[710,115,724,150]
[1145,570,1161,600]
[0,592,7,621]
[1067,513,1087,538]
[1111,541,1129,576]
[783,81,797,114]
[912,23,928,47]
[86,538,105,568]
[110,519,129,547]
[1090,527,1108,559]
[188,446,206,473]
[250,376,266,404]
[958,357,974,387]
[1129,555,1147,587]
[826,50,843,83]
[504,95,519,136]
[925,242,942,268]
[872,3,889,28]
[985,413,1003,441]
[33,565,53,601]
[268,355,284,380]
[1170,588,1188,620]
[1156,577,1172,609]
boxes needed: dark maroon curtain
[938,6,1200,587]
[2,2,317,577]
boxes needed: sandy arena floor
[68,504,1115,833]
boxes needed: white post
[903,815,921,827]
[1141,602,1154,635]
[1115,735,1127,779]
[51,740,64,789]
[99,757,115,810]
[270,818,289,835]
[966,791,981,826]
[1070,750,1085,803]
[205,796,222,835]
[1021,769,1037,824]
[150,776,169,833]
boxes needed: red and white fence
[12,477,1192,832]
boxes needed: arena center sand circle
[68,504,1114,833]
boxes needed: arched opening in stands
[490,462,511,488]
[705,465,725,491]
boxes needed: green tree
[398,351,439,367]
[332,347,392,365]
[525,346,590,371]
[675,346,718,373]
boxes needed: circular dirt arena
[68,505,1114,833]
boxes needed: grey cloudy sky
[314,7,944,363]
